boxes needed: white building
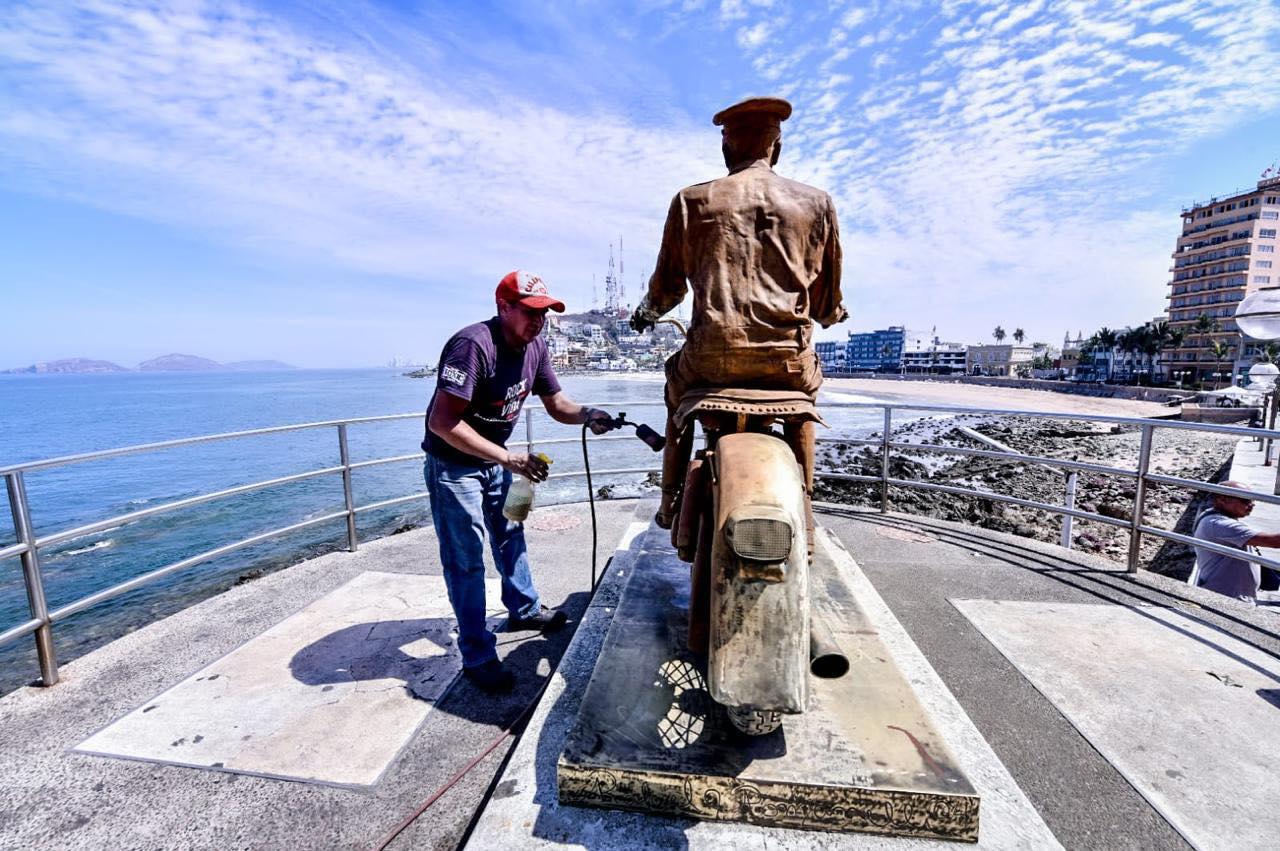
[903,336,967,374]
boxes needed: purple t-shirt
[422,318,561,464]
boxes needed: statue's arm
[632,194,687,331]
[811,195,848,328]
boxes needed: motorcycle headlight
[725,506,794,563]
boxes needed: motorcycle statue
[646,326,849,736]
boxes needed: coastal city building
[966,343,1034,377]
[846,326,906,372]
[902,335,967,374]
[1164,175,1280,383]
[544,308,681,372]
[1059,332,1087,377]
[815,340,847,373]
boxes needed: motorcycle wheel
[725,704,783,736]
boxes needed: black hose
[582,421,599,591]
[376,424,607,850]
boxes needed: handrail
[0,412,424,477]
[4,397,1279,689]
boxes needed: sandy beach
[821,376,1172,418]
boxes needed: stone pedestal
[557,532,980,842]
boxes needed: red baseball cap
[496,270,566,313]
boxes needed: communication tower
[604,243,620,315]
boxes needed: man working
[424,270,613,692]
[630,97,848,527]
[1191,481,1280,603]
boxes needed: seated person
[1191,481,1280,603]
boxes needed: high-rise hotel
[1164,175,1280,383]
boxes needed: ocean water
[0,368,895,692]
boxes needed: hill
[137,353,223,372]
[1,358,129,375]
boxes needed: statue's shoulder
[675,178,720,201]
[769,172,833,204]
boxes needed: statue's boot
[656,413,692,530]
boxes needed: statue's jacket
[642,159,847,365]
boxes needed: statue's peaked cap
[712,97,793,127]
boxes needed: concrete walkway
[1,499,1278,849]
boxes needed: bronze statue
[631,97,848,527]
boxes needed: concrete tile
[74,571,502,788]
[954,599,1280,850]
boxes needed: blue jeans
[424,455,542,668]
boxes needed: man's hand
[585,408,616,435]
[503,452,549,483]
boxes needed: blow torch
[607,412,665,452]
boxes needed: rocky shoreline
[815,414,1238,579]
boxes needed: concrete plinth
[556,529,980,841]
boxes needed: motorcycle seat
[674,387,825,430]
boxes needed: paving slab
[954,599,1280,851]
[466,525,1059,849]
[76,571,503,788]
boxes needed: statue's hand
[630,306,657,333]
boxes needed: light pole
[1248,361,1279,463]
[1234,287,1280,483]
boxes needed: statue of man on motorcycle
[630,96,848,529]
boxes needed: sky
[2,0,1279,369]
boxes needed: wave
[58,539,115,557]
[820,390,887,405]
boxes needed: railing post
[880,407,892,514]
[1061,471,1077,550]
[1266,388,1276,467]
[525,407,535,455]
[6,472,59,686]
[337,424,358,552]
[1127,424,1154,573]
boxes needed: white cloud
[0,0,722,308]
[737,21,772,48]
[750,0,1280,343]
[1130,31,1179,48]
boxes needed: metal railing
[5,399,1280,688]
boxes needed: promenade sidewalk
[2,500,1278,849]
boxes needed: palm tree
[1095,327,1119,382]
[1148,320,1173,384]
[1257,342,1280,364]
[1209,339,1232,389]
[1119,328,1142,381]
[993,325,1006,343]
[1191,313,1221,384]
[880,342,895,373]
[1013,328,1025,344]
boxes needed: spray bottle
[502,452,552,522]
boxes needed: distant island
[1,357,130,375]
[2,354,297,375]
[138,353,224,371]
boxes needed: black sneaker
[462,659,514,693]
[507,606,568,634]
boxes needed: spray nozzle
[609,412,666,452]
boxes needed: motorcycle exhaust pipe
[809,612,850,679]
